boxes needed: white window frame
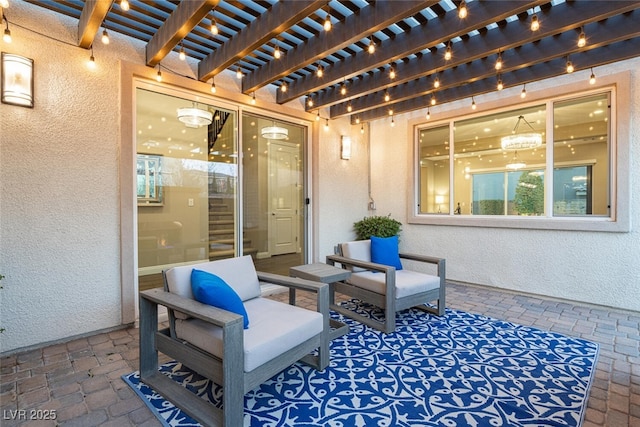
[409,71,631,232]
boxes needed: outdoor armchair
[139,255,330,427]
[327,239,446,333]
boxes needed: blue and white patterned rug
[123,301,598,427]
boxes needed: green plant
[514,172,544,215]
[353,215,402,240]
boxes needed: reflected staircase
[208,198,258,260]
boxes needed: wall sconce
[1,52,34,108]
[341,135,351,160]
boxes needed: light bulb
[0,0,9,8]
[323,13,331,31]
[578,29,586,48]
[324,119,329,131]
[120,0,129,11]
[307,97,314,107]
[430,96,436,106]
[434,77,440,88]
[495,53,503,70]
[384,91,390,102]
[316,65,323,77]
[316,111,320,121]
[497,78,503,90]
[211,81,216,93]
[280,82,287,92]
[521,86,527,98]
[388,109,393,116]
[87,54,96,69]
[444,43,452,60]
[211,19,219,35]
[3,27,11,43]
[347,103,352,112]
[274,44,281,59]
[368,37,375,54]
[156,69,162,82]
[251,92,256,105]
[236,67,242,79]
[589,69,596,85]
[458,1,467,19]
[360,124,364,134]
[355,117,360,124]
[531,14,539,31]
[389,67,396,79]
[101,28,110,45]
[179,46,186,61]
[566,60,574,73]
[426,109,431,120]
[471,98,477,110]
[340,83,346,95]
[391,116,395,127]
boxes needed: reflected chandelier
[177,104,213,127]
[261,124,288,139]
[501,115,542,150]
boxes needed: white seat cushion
[348,270,441,299]
[175,297,323,373]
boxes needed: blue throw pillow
[191,269,249,329]
[370,235,403,270]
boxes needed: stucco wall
[365,59,640,312]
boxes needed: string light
[389,66,396,79]
[87,45,96,69]
[250,92,256,104]
[577,27,586,48]
[340,81,347,95]
[426,108,431,120]
[430,95,436,106]
[323,11,331,31]
[360,124,364,134]
[120,0,130,12]
[391,115,395,127]
[316,111,320,121]
[521,84,527,98]
[236,67,243,79]
[355,116,360,124]
[471,97,476,110]
[347,102,352,112]
[589,68,596,85]
[156,64,162,82]
[497,75,504,90]
[273,43,281,59]
[324,118,329,131]
[458,0,468,19]
[444,42,452,60]
[0,0,9,8]
[210,9,219,36]
[3,14,11,43]
[211,80,216,93]
[566,58,574,73]
[367,36,375,54]
[280,81,287,92]
[384,91,390,102]
[434,76,440,89]
[316,64,324,77]
[495,52,503,70]
[388,108,393,116]
[101,28,110,45]
[179,44,186,60]
[530,14,539,31]
[307,96,314,107]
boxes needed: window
[415,89,620,230]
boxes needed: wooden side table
[290,263,351,340]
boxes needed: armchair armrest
[257,271,328,294]
[326,254,396,274]
[140,288,243,328]
[399,253,446,277]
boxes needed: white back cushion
[341,240,371,262]
[164,255,262,302]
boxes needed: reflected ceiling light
[261,124,288,139]
[506,151,526,170]
[501,115,542,150]
[177,104,213,127]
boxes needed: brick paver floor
[1,282,639,426]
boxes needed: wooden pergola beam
[352,37,640,123]
[280,0,546,105]
[331,4,640,118]
[198,0,324,83]
[78,0,112,48]
[244,0,431,96]
[146,0,218,67]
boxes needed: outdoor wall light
[341,135,351,160]
[1,52,34,108]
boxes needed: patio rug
[123,301,598,427]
